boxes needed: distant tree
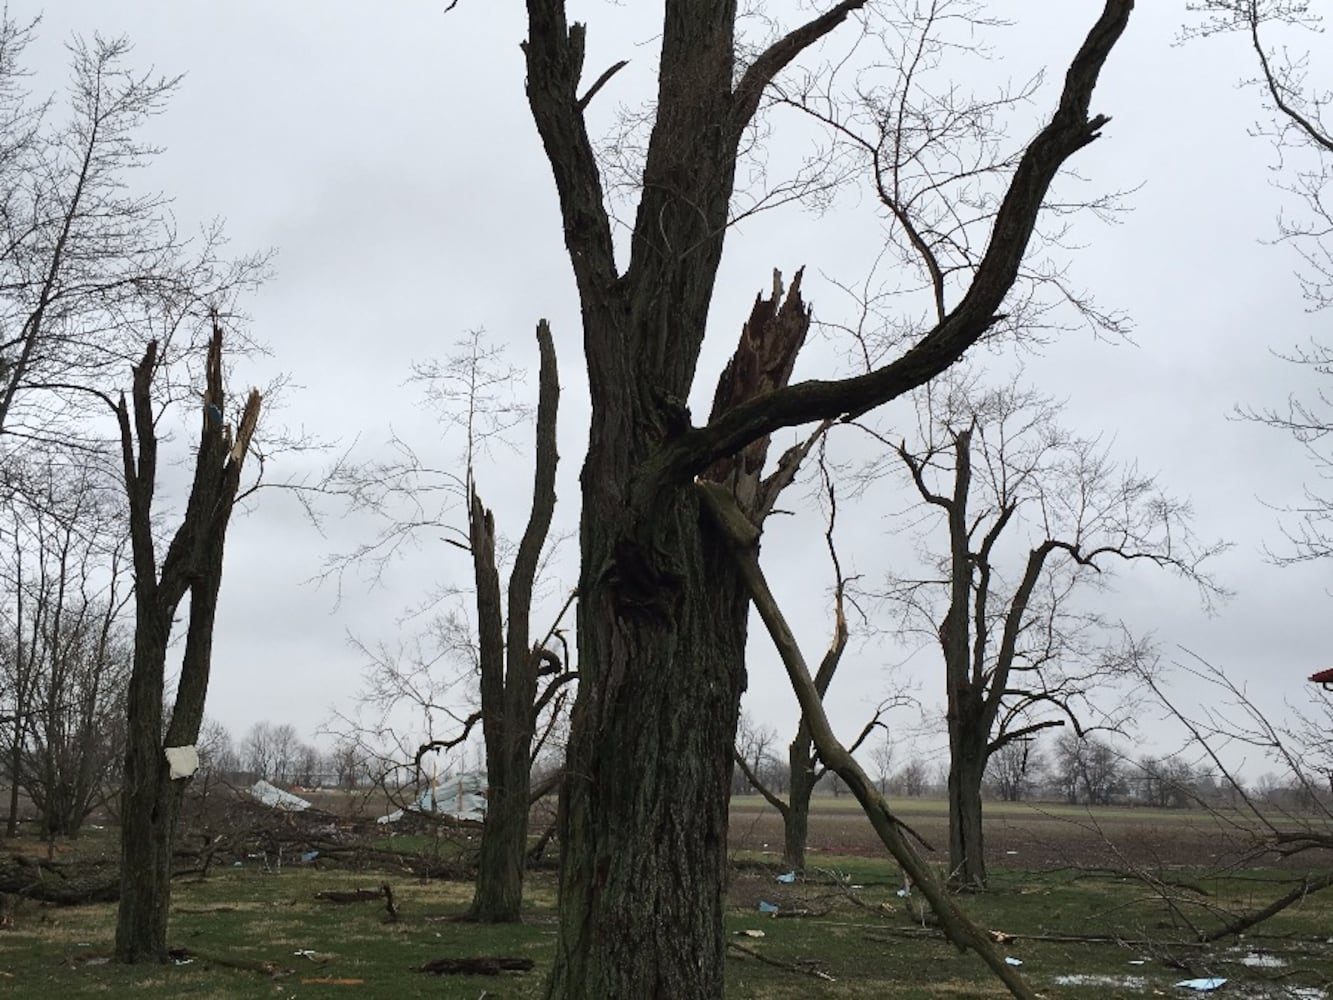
[1053,733,1124,806]
[329,738,366,790]
[0,459,131,838]
[242,722,298,782]
[871,732,893,796]
[1136,755,1199,809]
[870,372,1220,886]
[986,740,1044,804]
[195,719,238,779]
[732,712,779,797]
[894,758,930,799]
[292,743,323,787]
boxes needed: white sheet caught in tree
[164,745,199,780]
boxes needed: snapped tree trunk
[784,725,816,871]
[467,321,561,923]
[113,324,261,963]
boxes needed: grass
[0,801,1330,998]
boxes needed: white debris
[1054,974,1149,989]
[249,779,311,812]
[1239,952,1287,969]
[164,745,199,780]
[1175,978,1227,992]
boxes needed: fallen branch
[315,887,387,904]
[315,882,398,922]
[416,956,535,975]
[171,947,293,978]
[1201,871,1333,942]
[727,940,836,982]
[863,929,1212,948]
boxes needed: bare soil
[727,796,1333,871]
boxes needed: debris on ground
[416,957,534,975]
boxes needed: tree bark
[947,742,988,890]
[784,724,816,870]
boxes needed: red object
[1311,668,1333,688]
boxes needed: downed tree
[0,854,119,904]
[315,883,398,922]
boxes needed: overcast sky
[19,1,1331,777]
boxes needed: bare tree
[0,463,131,837]
[1134,754,1201,809]
[516,0,1134,990]
[871,730,894,795]
[112,321,262,963]
[1187,3,1333,561]
[242,722,299,782]
[323,322,571,923]
[1051,732,1125,806]
[328,737,367,790]
[0,21,264,456]
[986,739,1043,803]
[864,371,1220,887]
[894,757,930,798]
[732,711,779,796]
[461,321,569,922]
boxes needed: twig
[727,940,835,981]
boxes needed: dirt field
[727,795,1333,871]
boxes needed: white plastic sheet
[164,745,199,780]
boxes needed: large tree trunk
[547,480,749,998]
[947,730,988,890]
[470,740,531,921]
[115,610,175,961]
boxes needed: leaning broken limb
[699,481,1038,1000]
